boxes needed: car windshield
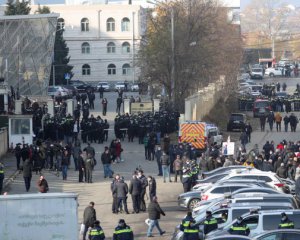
[230,114,244,121]
[252,86,262,91]
[252,69,262,73]
[254,101,269,108]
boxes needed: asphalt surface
[3,77,300,239]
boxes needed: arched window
[106,18,115,32]
[122,63,131,75]
[81,42,90,54]
[122,42,130,53]
[121,17,130,31]
[107,42,116,53]
[81,18,89,32]
[57,18,65,30]
[107,64,116,75]
[82,64,91,75]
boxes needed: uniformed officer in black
[113,219,133,240]
[88,220,105,240]
[279,212,294,229]
[228,217,250,236]
[203,211,218,235]
[180,211,199,240]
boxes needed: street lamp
[148,0,175,107]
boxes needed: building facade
[31,3,145,84]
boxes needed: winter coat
[101,152,111,165]
[129,178,142,195]
[148,201,165,220]
[160,154,170,166]
[199,158,209,172]
[173,158,183,171]
[37,179,49,193]
[295,166,300,181]
[113,180,128,198]
[23,159,33,178]
[83,206,96,227]
[115,142,122,157]
[148,178,156,196]
[276,166,287,178]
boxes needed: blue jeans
[162,165,171,182]
[62,165,68,180]
[147,219,163,236]
[103,164,113,177]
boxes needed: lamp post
[148,0,175,107]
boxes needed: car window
[259,176,273,182]
[283,232,300,240]
[263,215,282,230]
[205,174,227,183]
[230,115,244,121]
[257,233,283,240]
[254,102,270,108]
[232,209,249,220]
[229,186,248,192]
[211,187,230,194]
[242,216,259,230]
[212,209,228,222]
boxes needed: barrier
[0,127,8,157]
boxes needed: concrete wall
[0,127,8,157]
[185,77,226,121]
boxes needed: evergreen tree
[5,0,31,15]
[35,4,50,14]
[49,27,73,85]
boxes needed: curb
[3,169,19,190]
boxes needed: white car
[265,67,282,77]
[250,68,264,79]
[97,82,110,91]
[131,84,139,92]
[48,86,69,97]
[115,82,126,91]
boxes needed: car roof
[254,99,270,102]
[211,235,250,240]
[232,187,280,195]
[254,229,300,239]
[232,193,293,199]
[228,202,292,208]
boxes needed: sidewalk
[1,152,19,192]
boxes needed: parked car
[227,113,247,131]
[69,80,94,93]
[207,209,300,239]
[48,86,69,97]
[275,91,288,98]
[62,85,77,96]
[265,67,282,77]
[201,166,248,179]
[96,81,111,91]
[253,99,272,118]
[131,83,139,92]
[250,68,264,79]
[114,82,126,91]
[253,229,300,240]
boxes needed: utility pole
[171,7,175,107]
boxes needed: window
[211,187,230,194]
[11,119,30,135]
[122,63,131,75]
[57,18,65,30]
[121,17,130,31]
[81,18,89,31]
[122,42,130,53]
[258,176,272,182]
[107,64,116,75]
[107,42,116,53]
[81,42,90,54]
[263,215,282,230]
[106,18,115,31]
[82,64,91,75]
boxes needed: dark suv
[227,113,247,131]
[69,80,94,93]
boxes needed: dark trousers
[83,225,89,240]
[24,176,31,191]
[79,168,84,182]
[0,175,3,194]
[100,92,103,98]
[103,106,107,116]
[131,194,140,213]
[174,170,183,182]
[117,197,129,213]
[276,122,281,131]
[112,196,118,213]
[104,130,108,141]
[86,168,93,183]
[16,156,21,170]
[140,189,146,211]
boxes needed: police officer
[0,162,4,194]
[113,219,134,240]
[182,168,192,193]
[203,211,218,235]
[279,212,294,229]
[180,211,199,240]
[88,220,105,240]
[228,217,250,236]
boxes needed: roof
[0,13,59,20]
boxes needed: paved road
[4,89,300,239]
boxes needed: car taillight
[201,195,208,201]
[275,183,285,188]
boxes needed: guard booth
[8,115,33,147]
[131,102,153,114]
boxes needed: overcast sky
[0,0,299,9]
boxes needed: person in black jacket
[113,219,133,240]
[88,220,105,240]
[101,147,113,178]
[111,174,120,214]
[113,176,129,214]
[15,143,22,170]
[147,196,166,237]
[83,201,97,240]
[129,174,142,214]
[203,211,218,235]
[78,151,85,182]
[138,170,148,211]
[148,176,156,202]
[23,158,33,192]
